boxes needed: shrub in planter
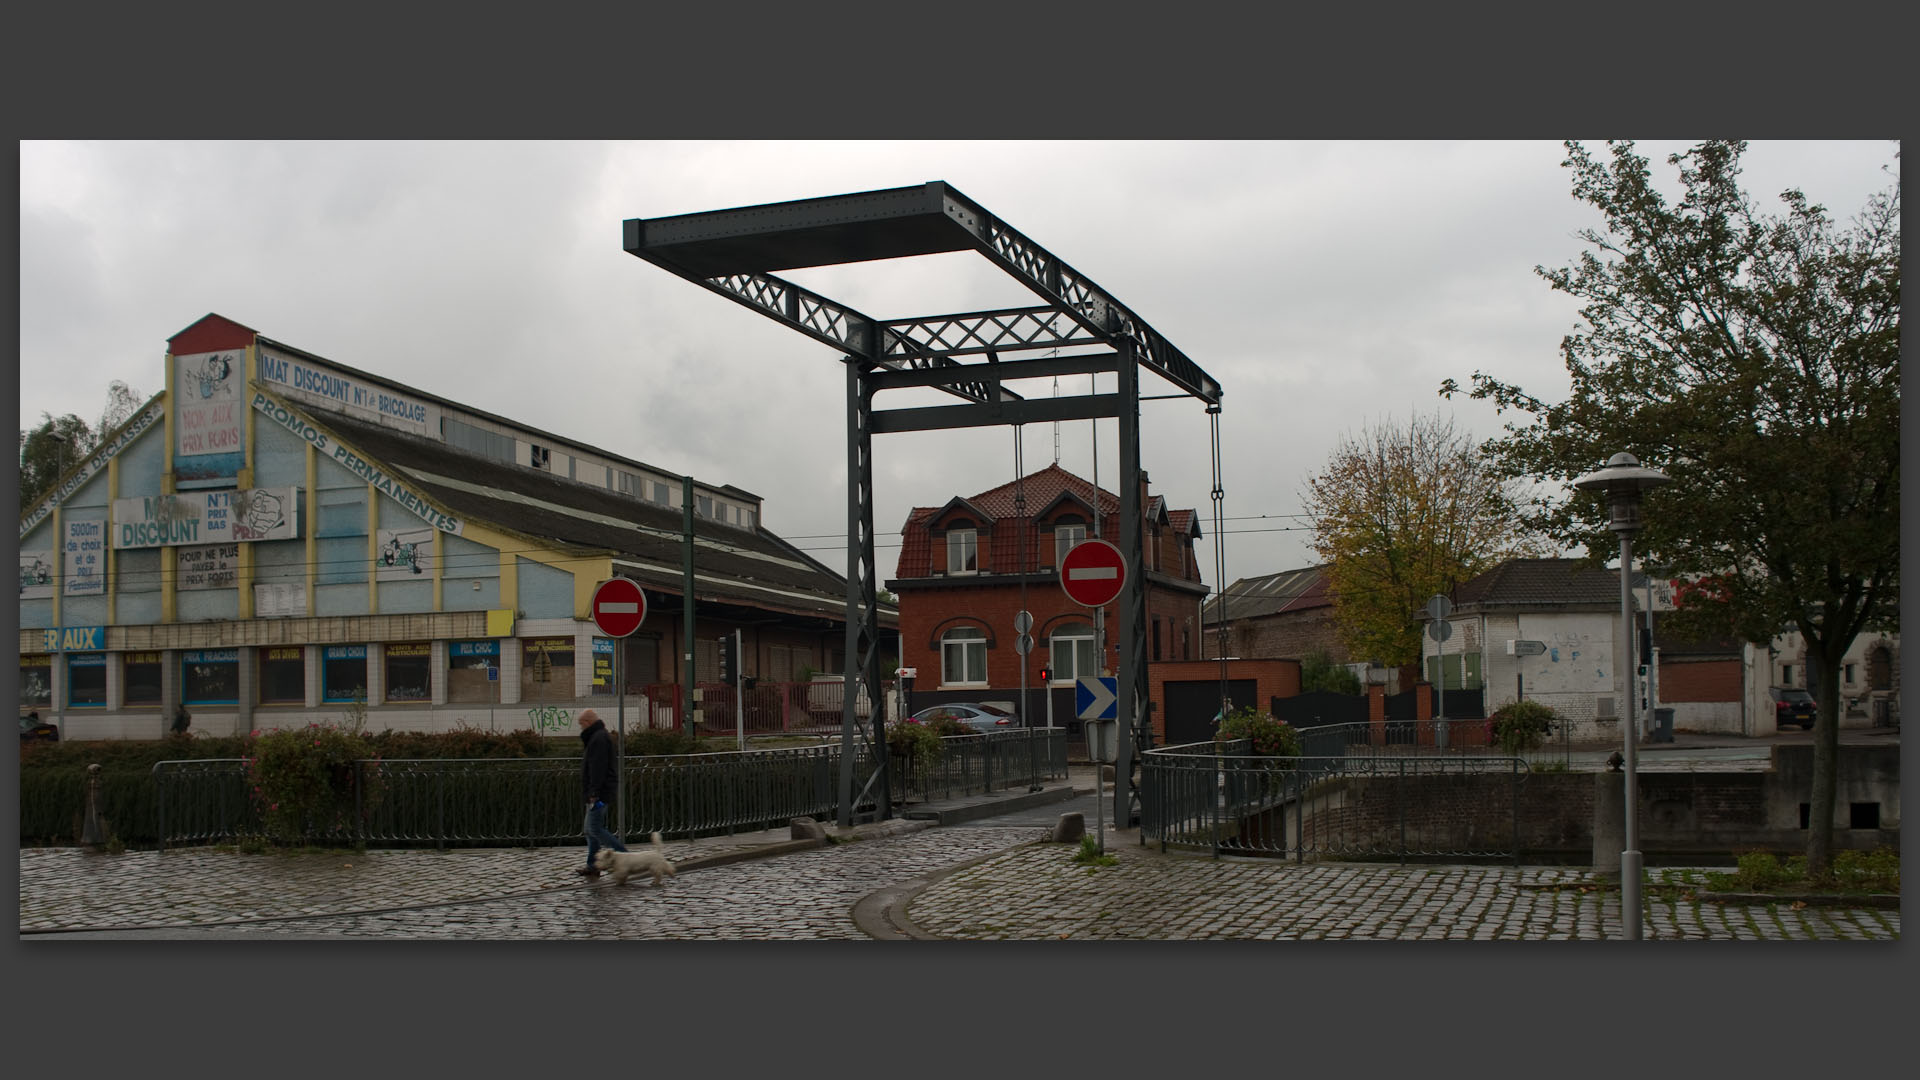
[887,721,943,782]
[245,722,380,845]
[1214,706,1301,758]
[1487,700,1559,754]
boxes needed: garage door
[1163,679,1256,746]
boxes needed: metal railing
[1295,719,1573,769]
[889,727,1067,804]
[153,742,882,850]
[1140,743,1531,864]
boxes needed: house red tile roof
[893,464,1198,579]
[1452,557,1641,610]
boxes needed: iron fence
[889,727,1067,804]
[1140,744,1531,864]
[152,742,882,850]
[1295,718,1574,769]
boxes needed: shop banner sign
[112,487,302,549]
[174,350,245,483]
[64,519,106,596]
[177,544,241,590]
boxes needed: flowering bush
[1486,700,1558,754]
[1214,706,1301,758]
[245,722,380,844]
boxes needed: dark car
[19,713,59,742]
[1770,687,1817,729]
[904,703,1019,733]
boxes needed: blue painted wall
[441,532,500,611]
[178,588,239,622]
[377,579,434,613]
[517,556,575,619]
[116,423,165,494]
[252,419,306,488]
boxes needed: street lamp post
[1573,452,1670,942]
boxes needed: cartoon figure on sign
[20,557,51,591]
[189,354,234,399]
[232,489,285,540]
[382,537,424,574]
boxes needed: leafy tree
[18,413,95,513]
[1300,650,1362,695]
[1303,410,1547,668]
[19,381,148,513]
[1442,140,1899,875]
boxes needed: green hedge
[21,726,733,848]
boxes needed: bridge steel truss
[623,181,1223,828]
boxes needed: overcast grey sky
[18,140,1898,590]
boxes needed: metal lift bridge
[623,181,1222,828]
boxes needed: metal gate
[1163,679,1255,745]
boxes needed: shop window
[259,647,306,704]
[522,637,576,702]
[625,635,660,688]
[448,641,500,704]
[182,650,240,705]
[124,652,163,706]
[20,654,54,708]
[591,639,614,695]
[322,646,368,704]
[385,642,431,702]
[67,653,107,708]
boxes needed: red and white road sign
[1059,538,1127,608]
[591,577,648,638]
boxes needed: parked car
[19,713,59,742]
[904,703,1019,733]
[1770,687,1817,729]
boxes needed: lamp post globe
[1572,451,1670,941]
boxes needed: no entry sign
[1059,538,1126,607]
[591,577,648,637]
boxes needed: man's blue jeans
[584,800,627,869]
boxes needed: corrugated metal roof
[315,406,883,625]
[1203,565,1329,624]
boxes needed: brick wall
[1285,745,1899,857]
[1202,607,1349,664]
[1148,658,1299,742]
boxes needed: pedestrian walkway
[17,761,1898,941]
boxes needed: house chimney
[1138,469,1150,517]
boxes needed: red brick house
[886,465,1208,729]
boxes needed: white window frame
[1054,523,1086,566]
[941,627,988,686]
[1049,622,1097,684]
[947,528,978,575]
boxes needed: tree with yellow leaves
[1304,411,1547,668]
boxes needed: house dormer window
[947,527,978,574]
[1053,522,1086,566]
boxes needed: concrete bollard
[1050,811,1086,844]
[81,763,106,850]
[1591,771,1623,876]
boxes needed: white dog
[592,832,677,886]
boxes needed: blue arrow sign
[1076,676,1118,720]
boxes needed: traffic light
[718,633,738,684]
[1039,666,1051,683]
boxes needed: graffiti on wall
[527,705,573,734]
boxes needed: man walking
[577,708,626,878]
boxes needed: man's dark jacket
[581,719,617,803]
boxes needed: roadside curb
[852,838,1060,940]
[900,783,1080,826]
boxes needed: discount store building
[18,313,889,739]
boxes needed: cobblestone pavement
[903,842,1901,941]
[19,829,1042,939]
[21,827,1899,942]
